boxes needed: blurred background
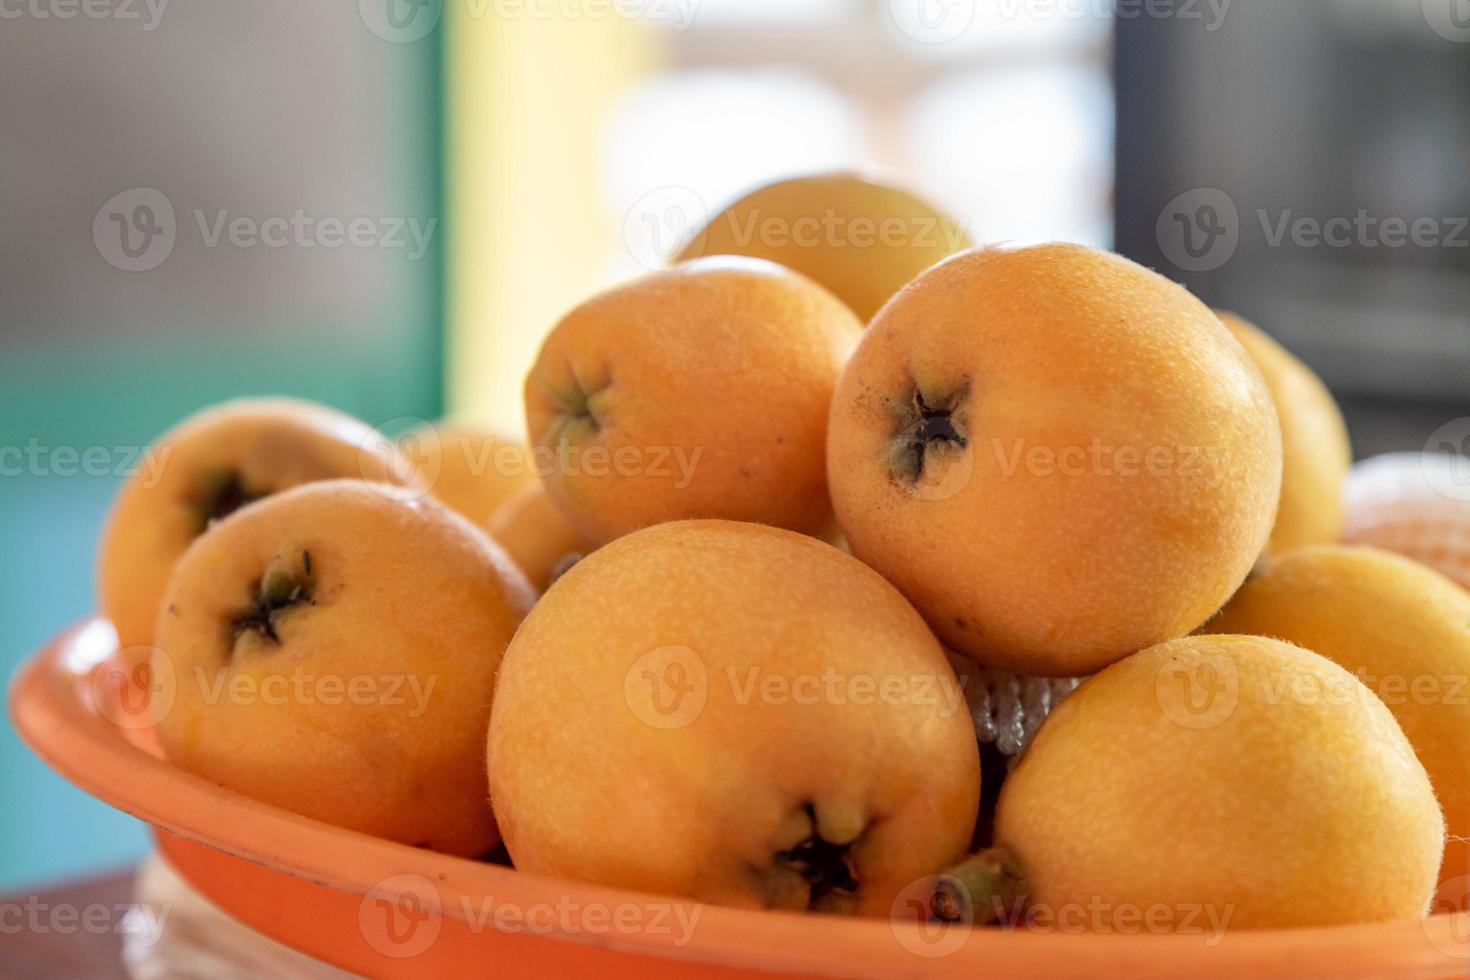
[1,0,1466,889]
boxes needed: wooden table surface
[0,871,135,980]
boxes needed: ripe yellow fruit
[1206,545,1469,889]
[828,244,1282,676]
[154,480,533,856]
[676,172,971,323]
[488,520,980,915]
[990,635,1442,929]
[401,422,535,527]
[1219,313,1351,554]
[98,398,415,650]
[486,480,591,592]
[524,257,861,545]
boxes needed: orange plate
[9,619,1469,979]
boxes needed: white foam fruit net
[1343,453,1470,592]
[949,653,1083,764]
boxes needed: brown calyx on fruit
[546,371,611,443]
[887,383,970,484]
[764,802,865,913]
[193,469,269,532]
[229,549,315,651]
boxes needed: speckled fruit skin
[98,398,416,651]
[402,422,535,527]
[487,520,980,916]
[524,257,861,546]
[486,480,591,592]
[1219,313,1351,555]
[997,635,1443,930]
[154,480,534,857]
[1206,545,1470,890]
[827,244,1283,676]
[675,172,972,323]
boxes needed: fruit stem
[929,847,1026,925]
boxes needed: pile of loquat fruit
[98,174,1469,933]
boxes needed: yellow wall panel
[446,14,661,437]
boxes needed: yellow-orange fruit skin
[828,244,1282,676]
[1219,313,1351,554]
[525,257,861,545]
[488,520,980,915]
[97,398,414,650]
[153,480,533,857]
[486,481,591,592]
[1206,545,1469,890]
[997,635,1443,929]
[676,172,971,323]
[403,422,535,527]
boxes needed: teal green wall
[0,34,444,887]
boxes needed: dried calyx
[888,384,969,483]
[194,469,268,531]
[548,375,609,441]
[229,550,315,650]
[766,802,864,913]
